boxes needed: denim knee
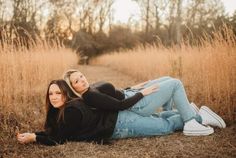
[173,78,182,84]
[172,78,183,89]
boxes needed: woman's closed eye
[75,79,79,84]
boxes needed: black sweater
[90,81,126,100]
[82,82,143,111]
[35,99,118,146]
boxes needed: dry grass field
[0,27,236,157]
[1,65,236,158]
[91,27,236,121]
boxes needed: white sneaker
[190,102,200,114]
[183,119,214,136]
[199,106,226,128]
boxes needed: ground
[1,65,236,158]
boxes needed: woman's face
[49,84,65,108]
[69,71,89,94]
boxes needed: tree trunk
[145,0,150,34]
[176,0,182,44]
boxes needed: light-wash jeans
[111,76,202,139]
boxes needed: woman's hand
[17,132,36,144]
[131,80,151,90]
[140,85,159,96]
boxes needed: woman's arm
[84,91,143,110]
[130,80,151,90]
[17,131,61,146]
[114,89,125,100]
[17,107,83,146]
[83,85,158,111]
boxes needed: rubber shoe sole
[183,126,214,136]
[200,106,226,128]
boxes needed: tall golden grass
[0,36,78,138]
[91,26,236,121]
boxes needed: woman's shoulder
[65,98,85,110]
[91,81,114,89]
[65,98,96,111]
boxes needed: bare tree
[135,0,171,44]
[181,0,225,42]
[4,0,42,48]
[185,0,224,27]
[48,0,74,35]
[135,0,151,34]
[176,0,182,44]
[96,0,114,32]
[0,0,5,22]
[145,0,150,33]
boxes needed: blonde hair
[63,69,82,98]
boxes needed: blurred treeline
[0,0,236,57]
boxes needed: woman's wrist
[31,133,36,142]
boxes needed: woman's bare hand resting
[131,80,151,90]
[140,85,159,96]
[17,133,36,144]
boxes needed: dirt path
[2,65,236,158]
[77,65,138,88]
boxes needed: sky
[222,0,236,16]
[112,0,141,24]
[2,0,236,24]
[113,0,236,23]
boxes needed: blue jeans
[137,76,174,111]
[112,110,184,139]
[124,77,201,122]
[111,77,202,139]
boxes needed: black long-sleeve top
[35,99,118,146]
[82,82,143,111]
[90,81,126,100]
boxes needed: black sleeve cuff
[35,134,58,146]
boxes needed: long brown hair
[45,80,77,126]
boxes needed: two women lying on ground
[17,70,226,145]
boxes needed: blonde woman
[63,69,226,136]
